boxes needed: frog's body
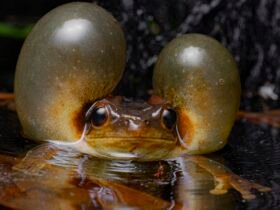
[13,96,270,200]
[14,2,240,158]
[12,2,271,200]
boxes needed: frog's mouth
[74,136,177,161]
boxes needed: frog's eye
[91,106,109,127]
[161,108,177,130]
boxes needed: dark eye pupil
[162,109,177,129]
[91,107,108,127]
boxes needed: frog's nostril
[127,120,141,131]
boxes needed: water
[0,150,236,210]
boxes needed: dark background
[0,0,279,111]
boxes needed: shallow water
[0,149,236,210]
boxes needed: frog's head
[78,96,180,160]
[14,0,240,161]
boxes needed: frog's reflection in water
[45,147,236,210]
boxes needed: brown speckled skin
[153,34,241,154]
[15,3,126,142]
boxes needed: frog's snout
[123,117,146,131]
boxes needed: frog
[11,2,270,200]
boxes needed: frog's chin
[70,137,178,161]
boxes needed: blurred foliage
[0,23,32,39]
